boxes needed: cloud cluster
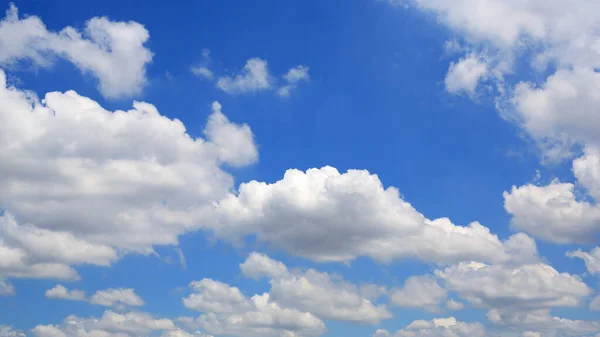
[32,310,177,337]
[200,56,309,97]
[391,0,600,243]
[240,252,391,324]
[45,284,145,309]
[373,317,486,337]
[0,4,152,99]
[182,278,326,337]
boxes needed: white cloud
[0,67,257,279]
[45,284,86,301]
[392,0,600,243]
[0,326,24,337]
[504,180,600,244]
[90,288,144,307]
[161,329,213,337]
[590,295,600,311]
[568,247,600,275]
[446,299,465,311]
[240,252,392,324]
[0,277,14,295]
[191,66,213,80]
[45,285,144,307]
[0,3,152,99]
[32,310,175,337]
[435,262,591,310]
[373,317,486,337]
[389,275,447,312]
[445,53,489,95]
[216,58,272,94]
[203,166,538,265]
[204,102,258,167]
[488,308,600,336]
[182,278,326,337]
[277,65,310,97]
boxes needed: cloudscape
[1,1,600,337]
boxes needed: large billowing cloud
[0,67,258,280]
[0,4,153,99]
[201,166,538,265]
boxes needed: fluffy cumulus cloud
[389,275,447,312]
[45,284,86,301]
[45,285,144,308]
[504,146,600,244]
[240,252,392,324]
[0,4,152,99]
[216,58,272,94]
[568,246,600,275]
[89,288,145,307]
[504,180,600,244]
[435,262,591,310]
[202,166,538,265]
[32,310,176,337]
[182,278,326,337]
[0,67,258,280]
[373,317,486,337]
[444,53,489,95]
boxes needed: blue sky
[0,1,599,337]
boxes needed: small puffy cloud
[0,3,152,99]
[191,66,213,80]
[241,252,392,324]
[373,317,486,337]
[45,284,86,301]
[203,166,538,265]
[216,58,272,94]
[445,53,488,95]
[389,275,447,312]
[567,247,600,275]
[277,65,310,97]
[182,278,326,337]
[90,288,145,307]
[0,278,14,296]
